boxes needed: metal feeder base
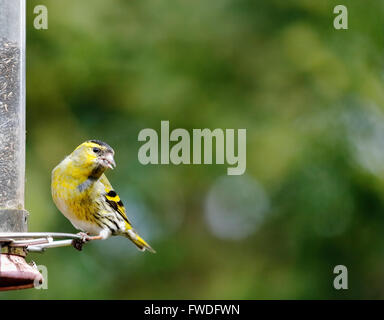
[0,253,43,291]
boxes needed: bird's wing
[99,174,133,227]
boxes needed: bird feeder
[0,0,43,290]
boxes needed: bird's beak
[103,153,116,169]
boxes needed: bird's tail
[125,229,156,253]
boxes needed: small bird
[51,140,155,253]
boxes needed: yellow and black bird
[51,140,155,253]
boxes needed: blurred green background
[2,0,384,299]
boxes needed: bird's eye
[93,147,101,154]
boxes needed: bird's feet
[72,232,90,251]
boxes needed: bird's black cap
[89,140,114,153]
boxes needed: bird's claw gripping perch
[72,232,90,251]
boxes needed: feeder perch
[0,0,43,290]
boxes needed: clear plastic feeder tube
[0,0,27,232]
